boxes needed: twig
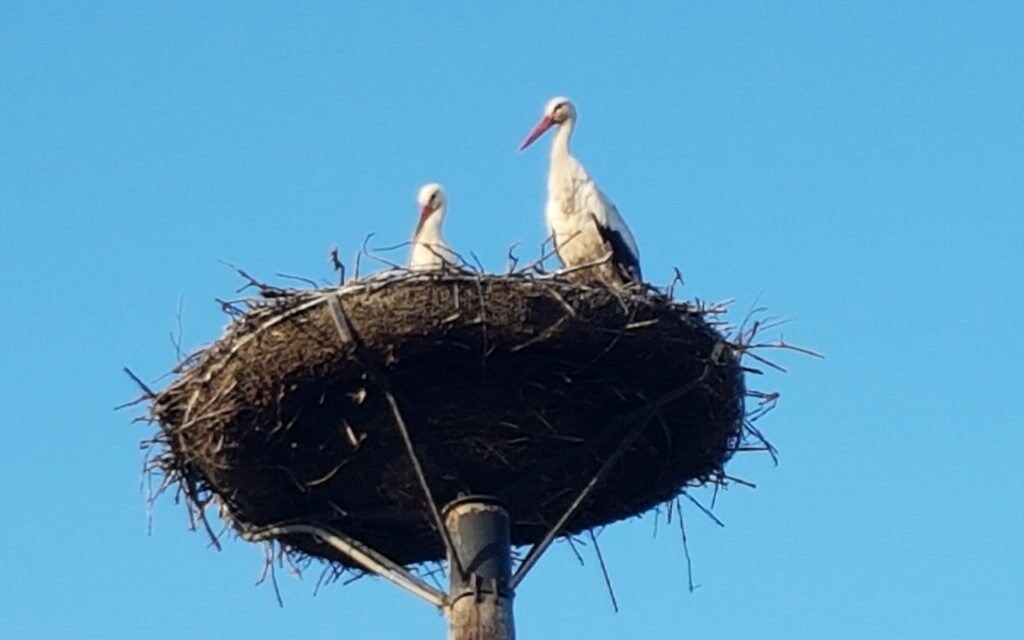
[745,391,779,422]
[314,565,340,596]
[170,295,184,362]
[709,480,721,510]
[468,251,486,274]
[275,272,320,289]
[509,315,571,353]
[419,242,475,274]
[742,419,779,465]
[329,246,345,285]
[114,395,150,411]
[505,242,521,273]
[353,243,364,280]
[219,261,291,298]
[214,298,245,317]
[676,499,697,592]
[623,319,660,330]
[666,267,685,299]
[539,248,614,280]
[682,492,724,528]
[544,287,577,317]
[360,233,404,270]
[515,231,578,275]
[181,474,223,550]
[588,529,619,612]
[740,349,789,373]
[743,336,825,360]
[565,535,586,566]
[371,239,413,253]
[735,296,767,342]
[122,367,156,399]
[723,474,757,489]
[255,542,285,607]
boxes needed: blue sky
[1,2,1022,638]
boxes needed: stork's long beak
[519,116,554,151]
[413,204,434,240]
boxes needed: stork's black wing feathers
[589,212,643,283]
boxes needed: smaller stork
[520,97,642,287]
[409,183,458,271]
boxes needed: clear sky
[1,2,1021,639]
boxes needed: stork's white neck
[549,118,574,163]
[416,210,443,238]
[547,117,586,199]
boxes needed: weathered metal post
[443,496,515,640]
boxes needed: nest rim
[142,270,760,571]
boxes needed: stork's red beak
[413,204,434,240]
[519,116,554,151]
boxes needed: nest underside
[147,273,745,568]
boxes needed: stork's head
[416,182,446,226]
[519,96,576,151]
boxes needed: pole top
[442,495,510,519]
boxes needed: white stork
[408,182,458,271]
[519,96,642,286]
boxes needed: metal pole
[443,496,515,640]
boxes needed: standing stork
[409,182,458,271]
[519,96,642,286]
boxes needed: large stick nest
[144,272,748,568]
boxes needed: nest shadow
[147,272,745,568]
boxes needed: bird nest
[141,271,753,569]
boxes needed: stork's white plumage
[520,97,642,286]
[408,183,458,271]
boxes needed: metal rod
[243,522,446,608]
[509,415,649,590]
[382,385,465,578]
[510,374,707,590]
[326,294,465,579]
